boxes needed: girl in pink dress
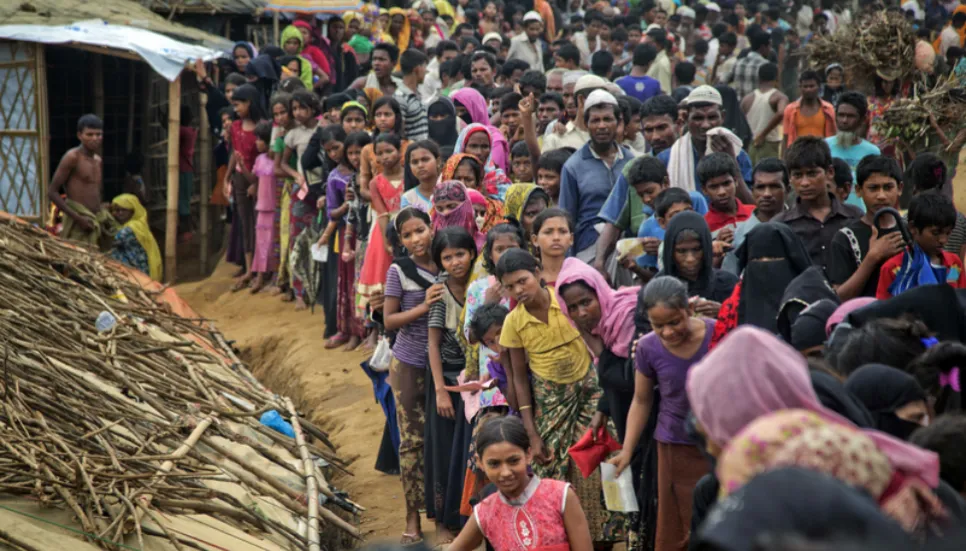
[449,416,594,551]
[250,121,278,293]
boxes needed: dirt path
[176,261,405,542]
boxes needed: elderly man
[508,11,545,72]
[559,89,634,262]
[544,73,605,150]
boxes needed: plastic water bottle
[95,311,117,333]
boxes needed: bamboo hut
[0,0,233,282]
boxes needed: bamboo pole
[286,398,320,551]
[198,91,211,274]
[273,12,281,46]
[35,44,49,225]
[165,74,182,283]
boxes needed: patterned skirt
[337,230,364,338]
[532,367,627,544]
[275,180,291,286]
[289,198,318,296]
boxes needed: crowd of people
[45,0,966,549]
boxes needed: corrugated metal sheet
[147,0,264,15]
[264,0,362,14]
[0,0,233,48]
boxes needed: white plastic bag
[311,243,329,262]
[370,337,393,372]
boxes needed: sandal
[400,533,424,546]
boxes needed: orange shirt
[795,108,828,139]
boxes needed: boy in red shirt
[877,193,966,299]
[697,151,755,238]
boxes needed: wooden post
[198,92,211,274]
[273,11,280,47]
[93,55,104,119]
[35,44,49,225]
[164,74,182,283]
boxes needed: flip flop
[400,533,423,546]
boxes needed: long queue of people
[57,1,966,549]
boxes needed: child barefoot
[250,121,279,293]
[357,133,406,314]
[384,207,440,545]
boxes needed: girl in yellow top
[496,249,625,545]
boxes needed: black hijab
[695,468,911,551]
[658,211,738,302]
[428,97,460,151]
[791,298,839,352]
[776,266,839,342]
[846,364,928,440]
[847,284,966,343]
[735,223,812,333]
[714,84,753,150]
[810,370,875,428]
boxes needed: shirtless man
[49,114,115,250]
[350,43,399,98]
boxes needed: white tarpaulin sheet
[0,20,225,81]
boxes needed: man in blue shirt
[657,85,754,199]
[826,91,880,212]
[558,89,632,262]
[596,96,704,273]
[616,43,663,103]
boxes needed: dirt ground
[176,262,409,543]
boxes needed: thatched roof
[147,0,265,15]
[0,0,233,48]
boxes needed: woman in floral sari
[110,194,162,281]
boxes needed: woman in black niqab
[845,364,929,441]
[734,222,812,333]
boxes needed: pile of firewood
[0,217,359,550]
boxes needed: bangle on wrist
[518,405,532,411]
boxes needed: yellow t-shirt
[499,289,590,384]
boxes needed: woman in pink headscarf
[432,180,485,251]
[686,325,940,489]
[451,88,510,175]
[556,257,638,440]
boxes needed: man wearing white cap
[482,32,502,51]
[507,11,545,72]
[544,73,604,151]
[559,89,633,263]
[658,85,754,202]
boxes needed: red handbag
[567,426,622,478]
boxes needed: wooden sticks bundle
[0,218,360,550]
